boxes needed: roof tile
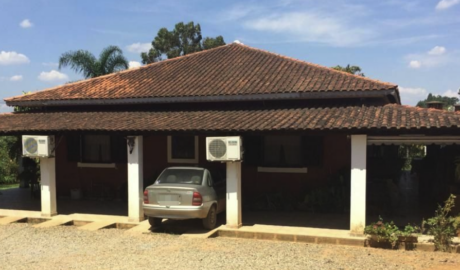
[5,43,397,105]
[0,104,458,134]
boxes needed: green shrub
[364,217,400,248]
[0,136,19,184]
[422,194,460,252]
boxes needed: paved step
[0,216,26,225]
[125,220,151,234]
[77,221,115,231]
[33,216,73,228]
[216,228,366,247]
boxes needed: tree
[141,21,225,64]
[416,93,459,110]
[332,64,365,77]
[59,46,129,79]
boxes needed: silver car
[143,167,226,229]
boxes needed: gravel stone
[0,223,459,270]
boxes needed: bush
[0,136,19,184]
[422,194,460,252]
[364,217,400,248]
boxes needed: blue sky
[1,0,460,112]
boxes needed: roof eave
[6,89,399,107]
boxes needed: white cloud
[128,61,142,69]
[399,86,427,96]
[443,89,458,98]
[408,60,422,69]
[428,46,446,55]
[38,70,68,82]
[19,19,33,28]
[10,75,23,81]
[399,86,428,105]
[0,51,30,65]
[405,48,458,69]
[436,0,460,10]
[42,62,59,67]
[243,11,375,47]
[126,42,151,53]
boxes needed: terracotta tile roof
[5,43,397,105]
[0,105,458,134]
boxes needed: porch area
[0,186,127,216]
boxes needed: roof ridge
[4,43,236,102]
[386,104,459,114]
[235,43,397,88]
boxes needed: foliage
[141,21,225,64]
[416,93,459,110]
[332,64,365,76]
[59,45,129,79]
[454,156,460,182]
[422,194,460,252]
[364,217,400,248]
[0,136,19,184]
[400,224,420,237]
[398,144,426,171]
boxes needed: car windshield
[156,169,204,185]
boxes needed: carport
[1,105,460,236]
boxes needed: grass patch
[0,183,19,190]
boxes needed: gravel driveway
[1,223,459,270]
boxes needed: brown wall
[55,136,128,197]
[55,134,350,200]
[241,134,350,200]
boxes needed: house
[1,42,460,235]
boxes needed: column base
[41,212,57,218]
[226,223,242,229]
[128,216,145,223]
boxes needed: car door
[210,170,226,213]
[204,170,218,204]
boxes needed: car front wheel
[202,205,217,230]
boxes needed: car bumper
[143,202,212,220]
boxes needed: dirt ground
[1,223,459,270]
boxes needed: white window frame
[77,162,116,168]
[167,135,199,164]
[257,167,308,174]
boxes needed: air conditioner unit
[22,135,55,158]
[206,136,242,162]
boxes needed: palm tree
[58,46,129,79]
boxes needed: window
[83,135,111,163]
[67,134,127,167]
[243,135,324,172]
[206,171,213,187]
[156,169,204,185]
[264,135,302,167]
[167,135,198,163]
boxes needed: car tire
[202,205,217,230]
[148,217,163,227]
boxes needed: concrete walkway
[215,224,366,247]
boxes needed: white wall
[350,135,367,235]
[127,136,144,222]
[40,157,57,217]
[226,162,242,228]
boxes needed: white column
[350,135,367,235]
[226,162,242,228]
[40,157,57,217]
[128,136,144,222]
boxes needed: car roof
[165,167,206,171]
